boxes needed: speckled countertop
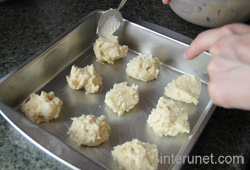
[0,0,250,169]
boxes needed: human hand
[162,0,171,4]
[184,23,250,110]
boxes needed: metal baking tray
[0,10,215,170]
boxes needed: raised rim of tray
[0,10,216,170]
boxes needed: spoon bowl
[97,0,127,38]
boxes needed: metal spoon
[97,0,127,38]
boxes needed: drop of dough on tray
[66,64,102,94]
[112,139,159,170]
[93,35,128,64]
[67,115,111,146]
[147,97,190,137]
[21,91,63,124]
[105,82,139,116]
[165,75,201,105]
[126,54,161,82]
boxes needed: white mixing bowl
[169,0,250,27]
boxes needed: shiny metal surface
[0,11,215,170]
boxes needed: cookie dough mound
[66,65,102,94]
[112,139,159,170]
[67,115,111,146]
[147,97,190,137]
[93,35,128,64]
[22,91,63,124]
[165,75,201,105]
[126,54,161,82]
[105,82,139,116]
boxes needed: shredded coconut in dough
[105,82,139,116]
[67,115,111,146]
[126,54,161,82]
[97,14,121,38]
[66,65,102,94]
[22,91,63,124]
[112,139,159,170]
[147,97,190,137]
[93,35,128,64]
[164,75,201,105]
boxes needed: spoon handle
[117,0,127,11]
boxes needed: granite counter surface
[1,0,250,169]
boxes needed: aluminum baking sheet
[0,10,215,170]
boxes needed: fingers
[184,26,232,60]
[183,23,250,110]
[209,33,250,62]
[207,56,239,78]
[184,23,250,60]
[162,0,171,4]
[208,66,250,110]
[203,32,250,64]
